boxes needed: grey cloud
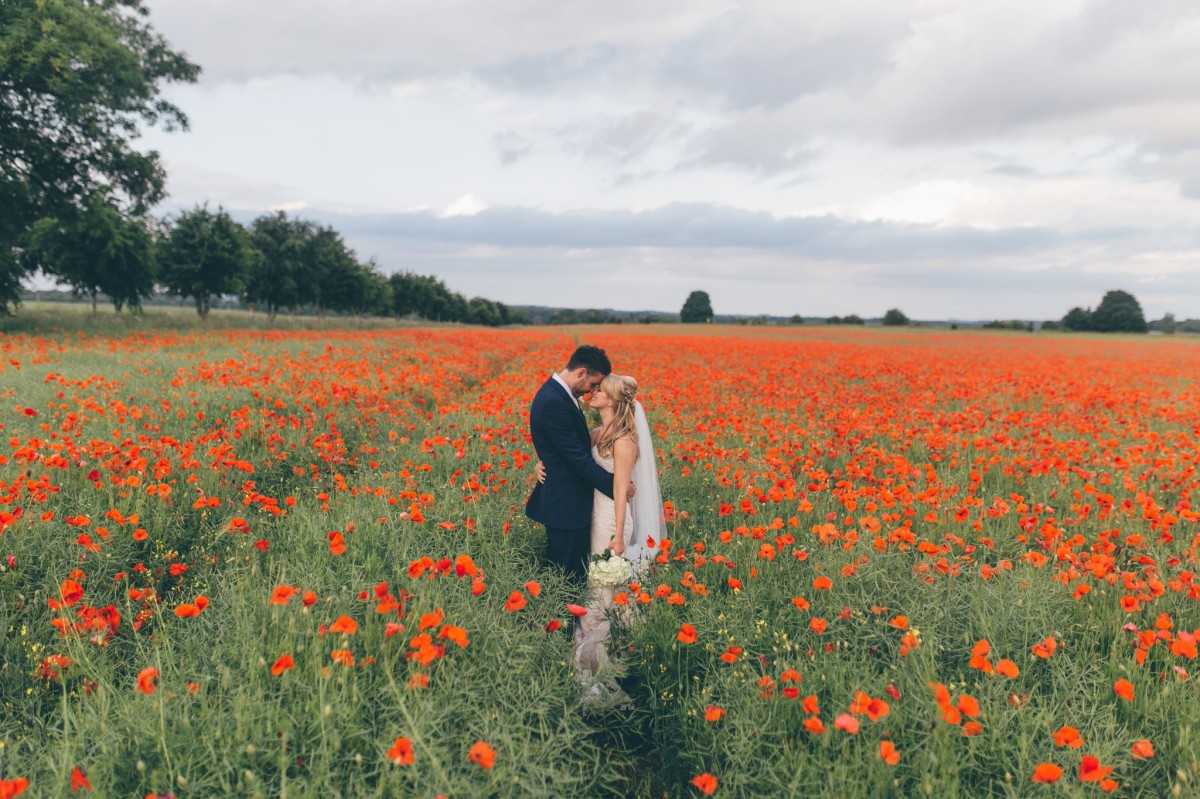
[314,202,1116,263]
[493,131,534,165]
[558,110,691,165]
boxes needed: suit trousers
[545,525,591,582]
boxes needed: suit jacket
[525,377,615,529]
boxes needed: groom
[526,344,623,581]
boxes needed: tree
[882,308,909,326]
[0,0,199,313]
[1090,289,1147,333]
[1061,306,1092,331]
[1158,313,1177,335]
[26,195,155,313]
[158,206,258,319]
[246,212,310,319]
[680,290,713,323]
[789,314,805,325]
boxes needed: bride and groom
[525,344,665,701]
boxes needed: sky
[131,0,1200,320]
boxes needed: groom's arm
[540,400,615,498]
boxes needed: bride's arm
[610,437,637,556]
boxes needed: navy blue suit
[526,377,615,578]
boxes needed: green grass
[0,325,1198,797]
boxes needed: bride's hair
[595,374,639,458]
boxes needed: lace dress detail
[571,444,634,708]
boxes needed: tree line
[15,205,526,325]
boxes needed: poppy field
[1,324,1198,798]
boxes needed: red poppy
[691,773,718,795]
[468,740,496,769]
[387,737,415,766]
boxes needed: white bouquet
[587,550,633,588]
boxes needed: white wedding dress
[571,444,636,708]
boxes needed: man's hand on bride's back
[535,461,547,483]
[627,481,636,498]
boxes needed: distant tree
[1090,289,1147,333]
[982,320,1030,331]
[1061,306,1092,331]
[1040,320,1059,331]
[299,225,358,316]
[680,290,714,323]
[158,206,258,319]
[789,314,805,325]
[826,314,865,325]
[27,196,155,313]
[246,212,310,319]
[882,308,910,326]
[1158,313,1177,335]
[0,0,200,313]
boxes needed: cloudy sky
[136,0,1200,320]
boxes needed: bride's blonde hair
[595,374,639,458]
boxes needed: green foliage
[826,314,865,325]
[245,212,308,319]
[0,0,199,311]
[680,290,714,323]
[1061,291,1148,333]
[1062,306,1092,331]
[789,314,805,325]
[1091,290,1147,333]
[1155,313,1177,335]
[1040,320,1060,331]
[982,320,1033,331]
[26,195,156,313]
[158,206,258,319]
[882,308,909,326]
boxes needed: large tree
[680,290,713,323]
[1090,289,1147,333]
[882,308,910,326]
[246,212,310,319]
[26,195,155,313]
[158,206,257,319]
[0,0,199,313]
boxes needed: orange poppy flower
[1113,679,1135,702]
[387,737,415,766]
[504,591,527,612]
[994,659,1019,678]
[270,585,299,605]
[1031,636,1057,658]
[1079,755,1113,783]
[1131,739,1154,759]
[70,766,90,793]
[1052,726,1083,748]
[271,654,294,675]
[691,773,718,795]
[704,706,726,722]
[329,616,358,635]
[879,740,900,766]
[468,740,496,769]
[135,666,157,695]
[833,713,859,735]
[677,623,697,645]
[1031,764,1063,783]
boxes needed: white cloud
[137,0,1200,319]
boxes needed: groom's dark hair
[566,344,611,375]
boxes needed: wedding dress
[571,402,666,708]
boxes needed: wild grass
[0,325,1198,797]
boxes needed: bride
[538,373,666,705]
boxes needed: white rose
[587,554,633,588]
